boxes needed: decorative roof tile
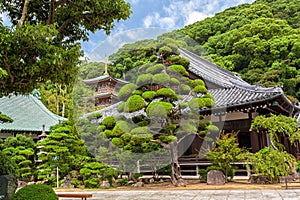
[0,94,65,132]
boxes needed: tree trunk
[17,0,30,27]
[169,142,186,186]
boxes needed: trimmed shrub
[152,73,170,86]
[193,85,208,94]
[156,88,178,101]
[123,95,146,113]
[136,74,153,86]
[12,184,58,200]
[167,56,190,69]
[130,126,150,135]
[167,64,189,76]
[101,116,116,130]
[142,91,156,101]
[146,102,173,117]
[180,84,191,95]
[190,79,205,87]
[146,64,164,74]
[118,83,137,101]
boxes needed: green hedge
[12,184,58,200]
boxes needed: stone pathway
[57,189,300,200]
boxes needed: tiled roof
[179,48,251,88]
[179,48,295,114]
[209,87,282,109]
[0,95,65,132]
[83,75,128,85]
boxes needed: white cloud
[143,12,176,29]
[185,11,212,26]
[143,15,153,28]
[143,0,255,29]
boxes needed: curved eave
[199,93,295,116]
[83,75,127,86]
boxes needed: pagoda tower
[82,62,127,108]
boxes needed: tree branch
[17,0,31,28]
[150,139,169,149]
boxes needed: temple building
[179,48,300,156]
[0,93,65,141]
[83,64,127,108]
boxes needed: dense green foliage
[206,132,249,181]
[36,121,89,185]
[107,0,300,101]
[249,147,295,181]
[12,184,58,200]
[0,0,131,42]
[0,151,18,177]
[1,135,36,181]
[178,0,300,101]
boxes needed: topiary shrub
[167,64,189,76]
[146,64,164,74]
[118,83,137,101]
[123,95,146,113]
[136,74,153,86]
[12,184,58,200]
[152,73,170,86]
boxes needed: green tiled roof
[0,94,65,132]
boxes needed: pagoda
[82,62,127,108]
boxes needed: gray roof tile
[0,95,65,132]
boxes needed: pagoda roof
[83,75,128,85]
[0,94,65,132]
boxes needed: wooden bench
[57,193,92,200]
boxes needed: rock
[132,181,144,187]
[207,170,225,185]
[249,174,278,184]
[100,181,110,189]
[149,178,155,184]
[127,180,135,185]
[0,175,17,200]
[17,181,27,189]
[61,177,74,188]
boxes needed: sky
[0,0,256,62]
[84,0,255,62]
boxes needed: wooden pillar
[250,131,260,153]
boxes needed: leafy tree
[0,0,131,42]
[249,147,295,181]
[2,134,35,181]
[36,121,89,185]
[0,23,81,97]
[98,44,217,186]
[206,132,249,181]
[0,151,19,177]
[79,162,118,188]
[0,0,131,96]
